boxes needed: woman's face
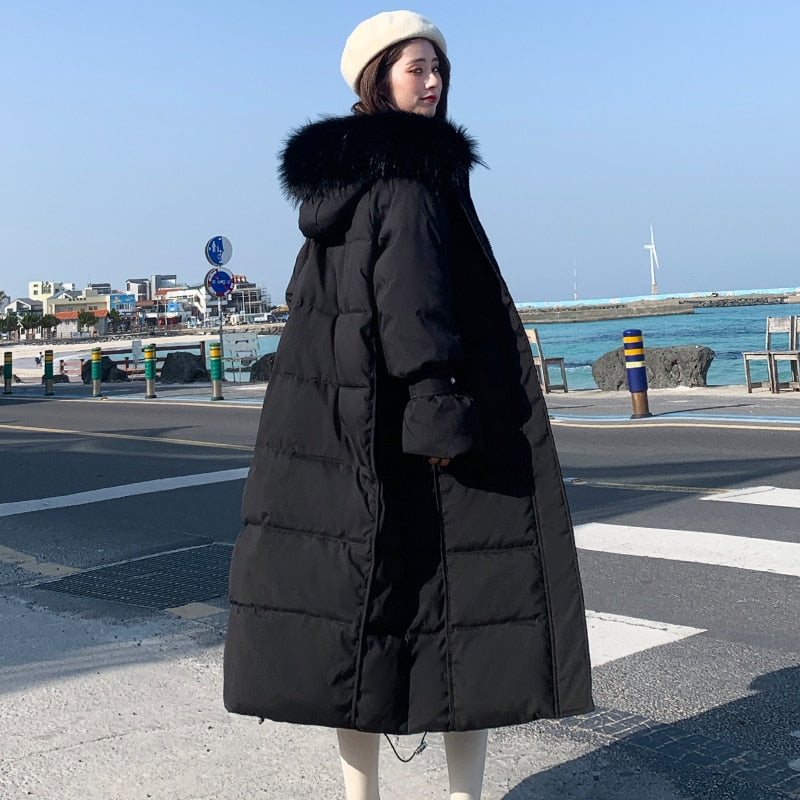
[387,38,441,117]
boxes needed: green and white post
[210,341,224,401]
[144,344,157,399]
[3,351,12,395]
[91,347,103,398]
[44,349,54,396]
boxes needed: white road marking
[575,522,800,577]
[0,468,250,518]
[585,610,704,667]
[701,485,800,509]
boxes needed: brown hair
[352,38,450,119]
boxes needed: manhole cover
[40,544,233,609]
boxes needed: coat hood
[280,113,484,239]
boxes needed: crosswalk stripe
[0,468,250,518]
[585,610,705,667]
[575,522,800,577]
[701,485,800,509]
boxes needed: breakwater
[687,293,800,308]
[518,299,692,324]
[517,290,800,324]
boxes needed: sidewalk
[0,591,686,800]
[5,379,800,423]
[543,384,800,424]
[2,382,798,798]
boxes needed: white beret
[340,10,447,93]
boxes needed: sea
[253,302,800,391]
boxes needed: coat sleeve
[285,239,310,309]
[371,178,481,459]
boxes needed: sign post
[204,236,234,376]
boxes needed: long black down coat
[224,111,593,734]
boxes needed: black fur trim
[279,112,484,203]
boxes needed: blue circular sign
[205,236,232,267]
[205,267,234,297]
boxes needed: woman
[224,10,593,799]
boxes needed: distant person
[224,10,593,800]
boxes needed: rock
[81,356,130,384]
[592,345,715,390]
[249,353,276,383]
[42,374,70,383]
[159,351,210,384]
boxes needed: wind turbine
[644,225,660,295]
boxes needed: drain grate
[40,544,233,609]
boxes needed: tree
[77,311,98,332]
[39,314,60,337]
[0,312,19,335]
[20,313,42,332]
[107,308,122,332]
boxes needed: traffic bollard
[144,344,157,399]
[210,341,224,401]
[91,347,103,398]
[3,351,11,395]
[44,349,54,396]
[623,329,652,419]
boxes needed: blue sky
[2,1,798,304]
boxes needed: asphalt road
[1,389,799,799]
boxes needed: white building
[4,298,44,316]
[28,281,65,301]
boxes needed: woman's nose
[425,71,440,88]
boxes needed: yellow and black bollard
[3,351,12,395]
[91,347,103,398]
[209,341,224,401]
[44,349,54,396]
[144,344,157,399]
[623,329,652,419]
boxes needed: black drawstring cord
[384,732,428,762]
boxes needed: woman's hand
[428,456,451,468]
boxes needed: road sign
[205,236,232,267]
[205,267,235,297]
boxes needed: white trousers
[337,728,489,800]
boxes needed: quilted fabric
[224,112,593,734]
